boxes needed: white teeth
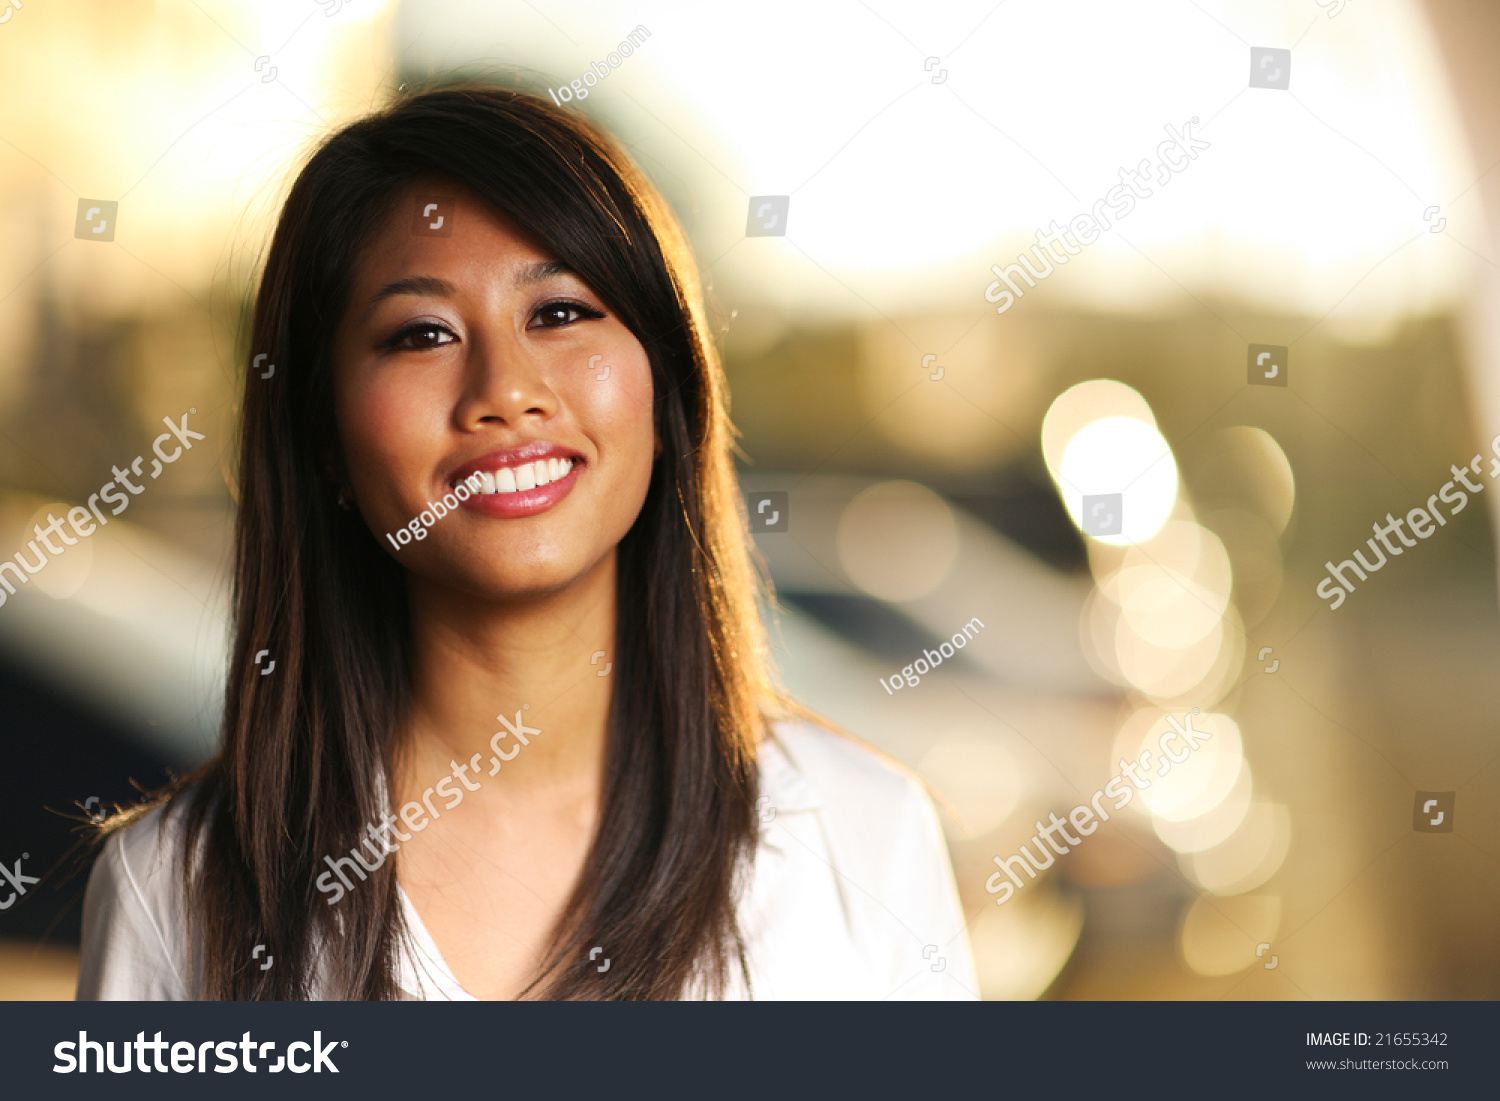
[460,458,577,496]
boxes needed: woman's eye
[381,323,456,351]
[531,300,604,329]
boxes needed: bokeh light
[837,480,958,602]
[1057,417,1179,546]
[1182,802,1293,896]
[1178,894,1281,977]
[917,733,1020,840]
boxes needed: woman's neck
[395,549,616,810]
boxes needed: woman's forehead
[351,186,563,297]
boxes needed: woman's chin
[410,548,610,605]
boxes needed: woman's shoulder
[104,795,196,872]
[76,795,200,1000]
[754,716,979,999]
[760,717,948,878]
[763,717,933,819]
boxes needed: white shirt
[76,720,979,1000]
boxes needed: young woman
[75,85,976,1000]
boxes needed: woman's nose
[457,332,559,428]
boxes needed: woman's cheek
[564,354,654,524]
[607,359,657,481]
[341,372,447,521]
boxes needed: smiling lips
[467,456,574,495]
[449,443,583,519]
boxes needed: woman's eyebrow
[365,262,574,314]
[365,275,454,317]
[515,259,576,286]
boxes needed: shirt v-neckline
[395,882,478,1000]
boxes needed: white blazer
[76,720,979,1000]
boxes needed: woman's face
[331,183,657,599]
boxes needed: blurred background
[2,0,1499,1000]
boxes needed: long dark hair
[107,85,776,999]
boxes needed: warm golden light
[1183,801,1292,896]
[917,732,1020,839]
[1057,417,1179,546]
[1179,893,1281,977]
[836,480,958,602]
